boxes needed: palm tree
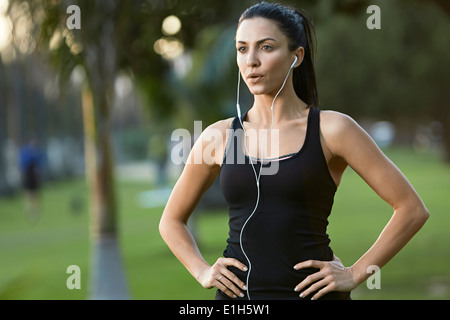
[9,0,129,299]
[7,0,253,299]
[49,0,126,299]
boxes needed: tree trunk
[82,84,129,299]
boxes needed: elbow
[417,200,430,222]
[412,204,429,229]
[158,219,164,238]
[159,214,169,241]
[420,207,430,224]
[159,211,183,242]
[396,201,429,232]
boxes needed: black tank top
[219,107,350,300]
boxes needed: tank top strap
[235,110,248,129]
[222,114,247,165]
[306,106,321,149]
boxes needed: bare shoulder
[319,110,361,135]
[204,117,235,134]
[319,109,369,142]
[200,117,235,144]
[319,109,373,158]
[193,117,235,166]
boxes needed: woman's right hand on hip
[197,257,248,298]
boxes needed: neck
[248,86,308,126]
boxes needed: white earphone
[290,55,298,69]
[235,55,298,300]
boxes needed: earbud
[290,56,298,69]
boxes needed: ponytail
[292,9,319,108]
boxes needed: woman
[159,2,429,300]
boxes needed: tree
[8,0,131,299]
[314,0,450,161]
[7,0,253,299]
[41,0,127,299]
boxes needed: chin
[247,84,270,96]
[249,89,265,95]
[249,87,277,97]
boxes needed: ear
[293,47,305,68]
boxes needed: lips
[247,73,264,83]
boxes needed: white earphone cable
[236,58,296,300]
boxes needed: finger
[299,278,328,299]
[294,271,324,293]
[220,258,248,290]
[218,276,245,298]
[222,258,248,272]
[219,267,247,290]
[215,280,238,299]
[294,260,325,271]
[311,282,335,300]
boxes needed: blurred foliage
[5,0,450,159]
[315,0,450,121]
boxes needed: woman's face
[236,17,297,97]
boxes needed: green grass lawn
[0,148,449,300]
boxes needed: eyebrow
[236,37,277,44]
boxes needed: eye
[237,46,247,53]
[261,44,273,51]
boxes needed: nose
[246,48,260,68]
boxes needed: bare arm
[294,111,429,299]
[159,120,247,298]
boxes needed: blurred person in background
[18,138,45,222]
